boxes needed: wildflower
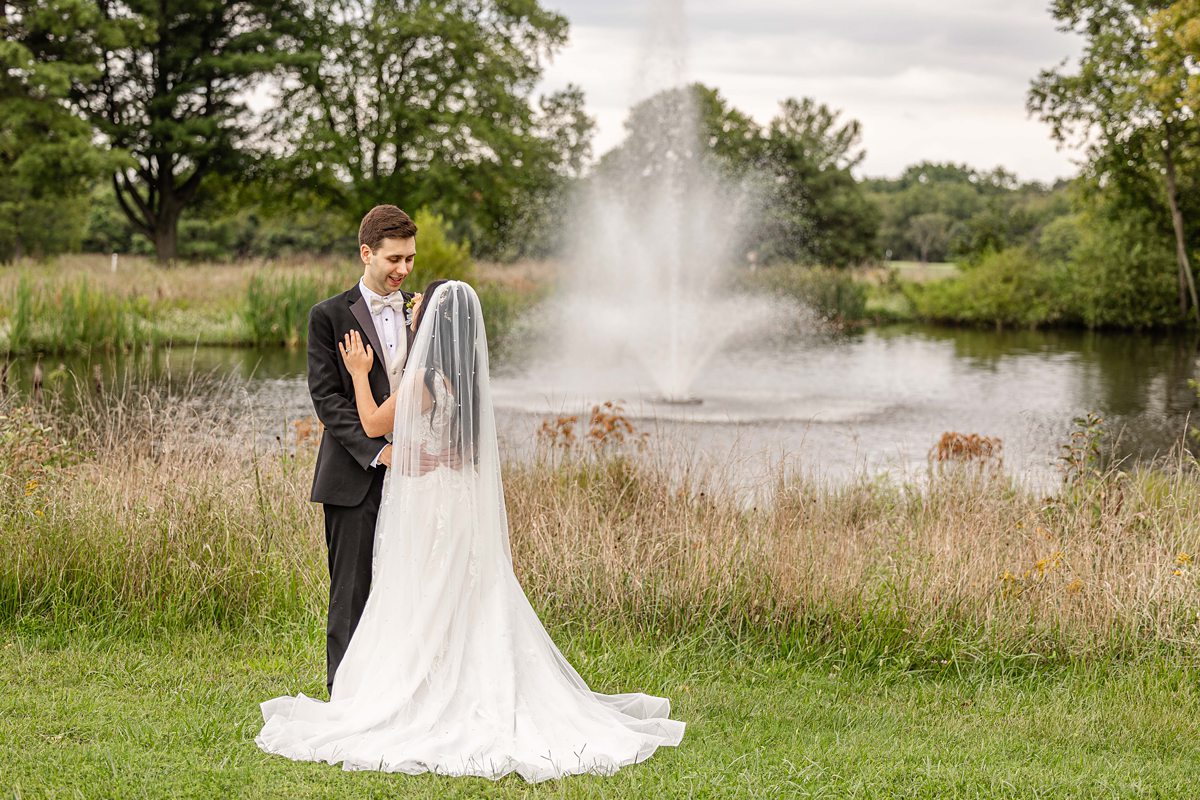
[1177,552,1192,566]
[24,479,38,496]
[1066,579,1084,594]
[1174,569,1184,577]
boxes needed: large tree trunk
[1163,132,1199,323]
[152,199,182,266]
[153,221,178,266]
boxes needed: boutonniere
[403,295,417,325]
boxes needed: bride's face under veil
[384,280,511,562]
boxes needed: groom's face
[361,236,416,296]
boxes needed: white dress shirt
[359,279,407,467]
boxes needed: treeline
[2,0,591,263]
[5,0,1200,330]
[898,0,1200,329]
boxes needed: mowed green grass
[4,619,1200,799]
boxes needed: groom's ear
[359,243,373,266]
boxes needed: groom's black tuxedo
[307,282,415,694]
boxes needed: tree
[1150,0,1200,108]
[0,1,111,261]
[906,212,952,262]
[862,162,1073,264]
[67,0,309,263]
[1029,0,1200,321]
[1147,0,1200,317]
[757,97,879,266]
[270,0,590,259]
[599,86,878,267]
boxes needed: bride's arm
[337,330,397,438]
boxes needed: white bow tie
[368,293,405,316]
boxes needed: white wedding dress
[255,281,684,782]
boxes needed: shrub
[907,246,1068,328]
[746,264,867,323]
[409,208,476,287]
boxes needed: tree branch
[111,173,154,237]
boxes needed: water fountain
[548,0,769,409]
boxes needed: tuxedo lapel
[347,289,388,372]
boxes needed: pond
[5,322,1198,489]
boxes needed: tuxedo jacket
[307,283,416,506]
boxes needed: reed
[2,275,150,355]
[5,379,1200,664]
[243,272,347,347]
[1,255,541,354]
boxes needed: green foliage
[1035,212,1085,265]
[271,0,591,261]
[754,97,880,267]
[1029,0,1200,319]
[63,0,312,263]
[864,162,1074,264]
[81,184,147,256]
[905,212,953,263]
[243,272,345,348]
[409,208,476,287]
[474,280,544,363]
[1063,197,1180,328]
[906,203,1181,329]
[906,247,1069,328]
[747,264,868,323]
[1058,412,1108,485]
[0,2,113,262]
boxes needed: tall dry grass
[0,374,325,629]
[0,255,546,355]
[506,452,1200,662]
[4,379,1200,663]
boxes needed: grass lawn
[4,620,1199,799]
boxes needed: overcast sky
[536,0,1085,183]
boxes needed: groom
[307,204,419,696]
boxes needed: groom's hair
[358,205,418,250]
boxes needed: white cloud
[538,0,1083,182]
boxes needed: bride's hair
[412,280,481,463]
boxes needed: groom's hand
[438,448,464,471]
[417,448,440,475]
[378,444,393,468]
[390,447,449,475]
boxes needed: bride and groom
[255,205,684,781]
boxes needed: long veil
[256,281,684,782]
[375,279,511,572]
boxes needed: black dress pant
[323,466,386,695]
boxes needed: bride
[255,280,684,782]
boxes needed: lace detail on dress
[416,373,454,453]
